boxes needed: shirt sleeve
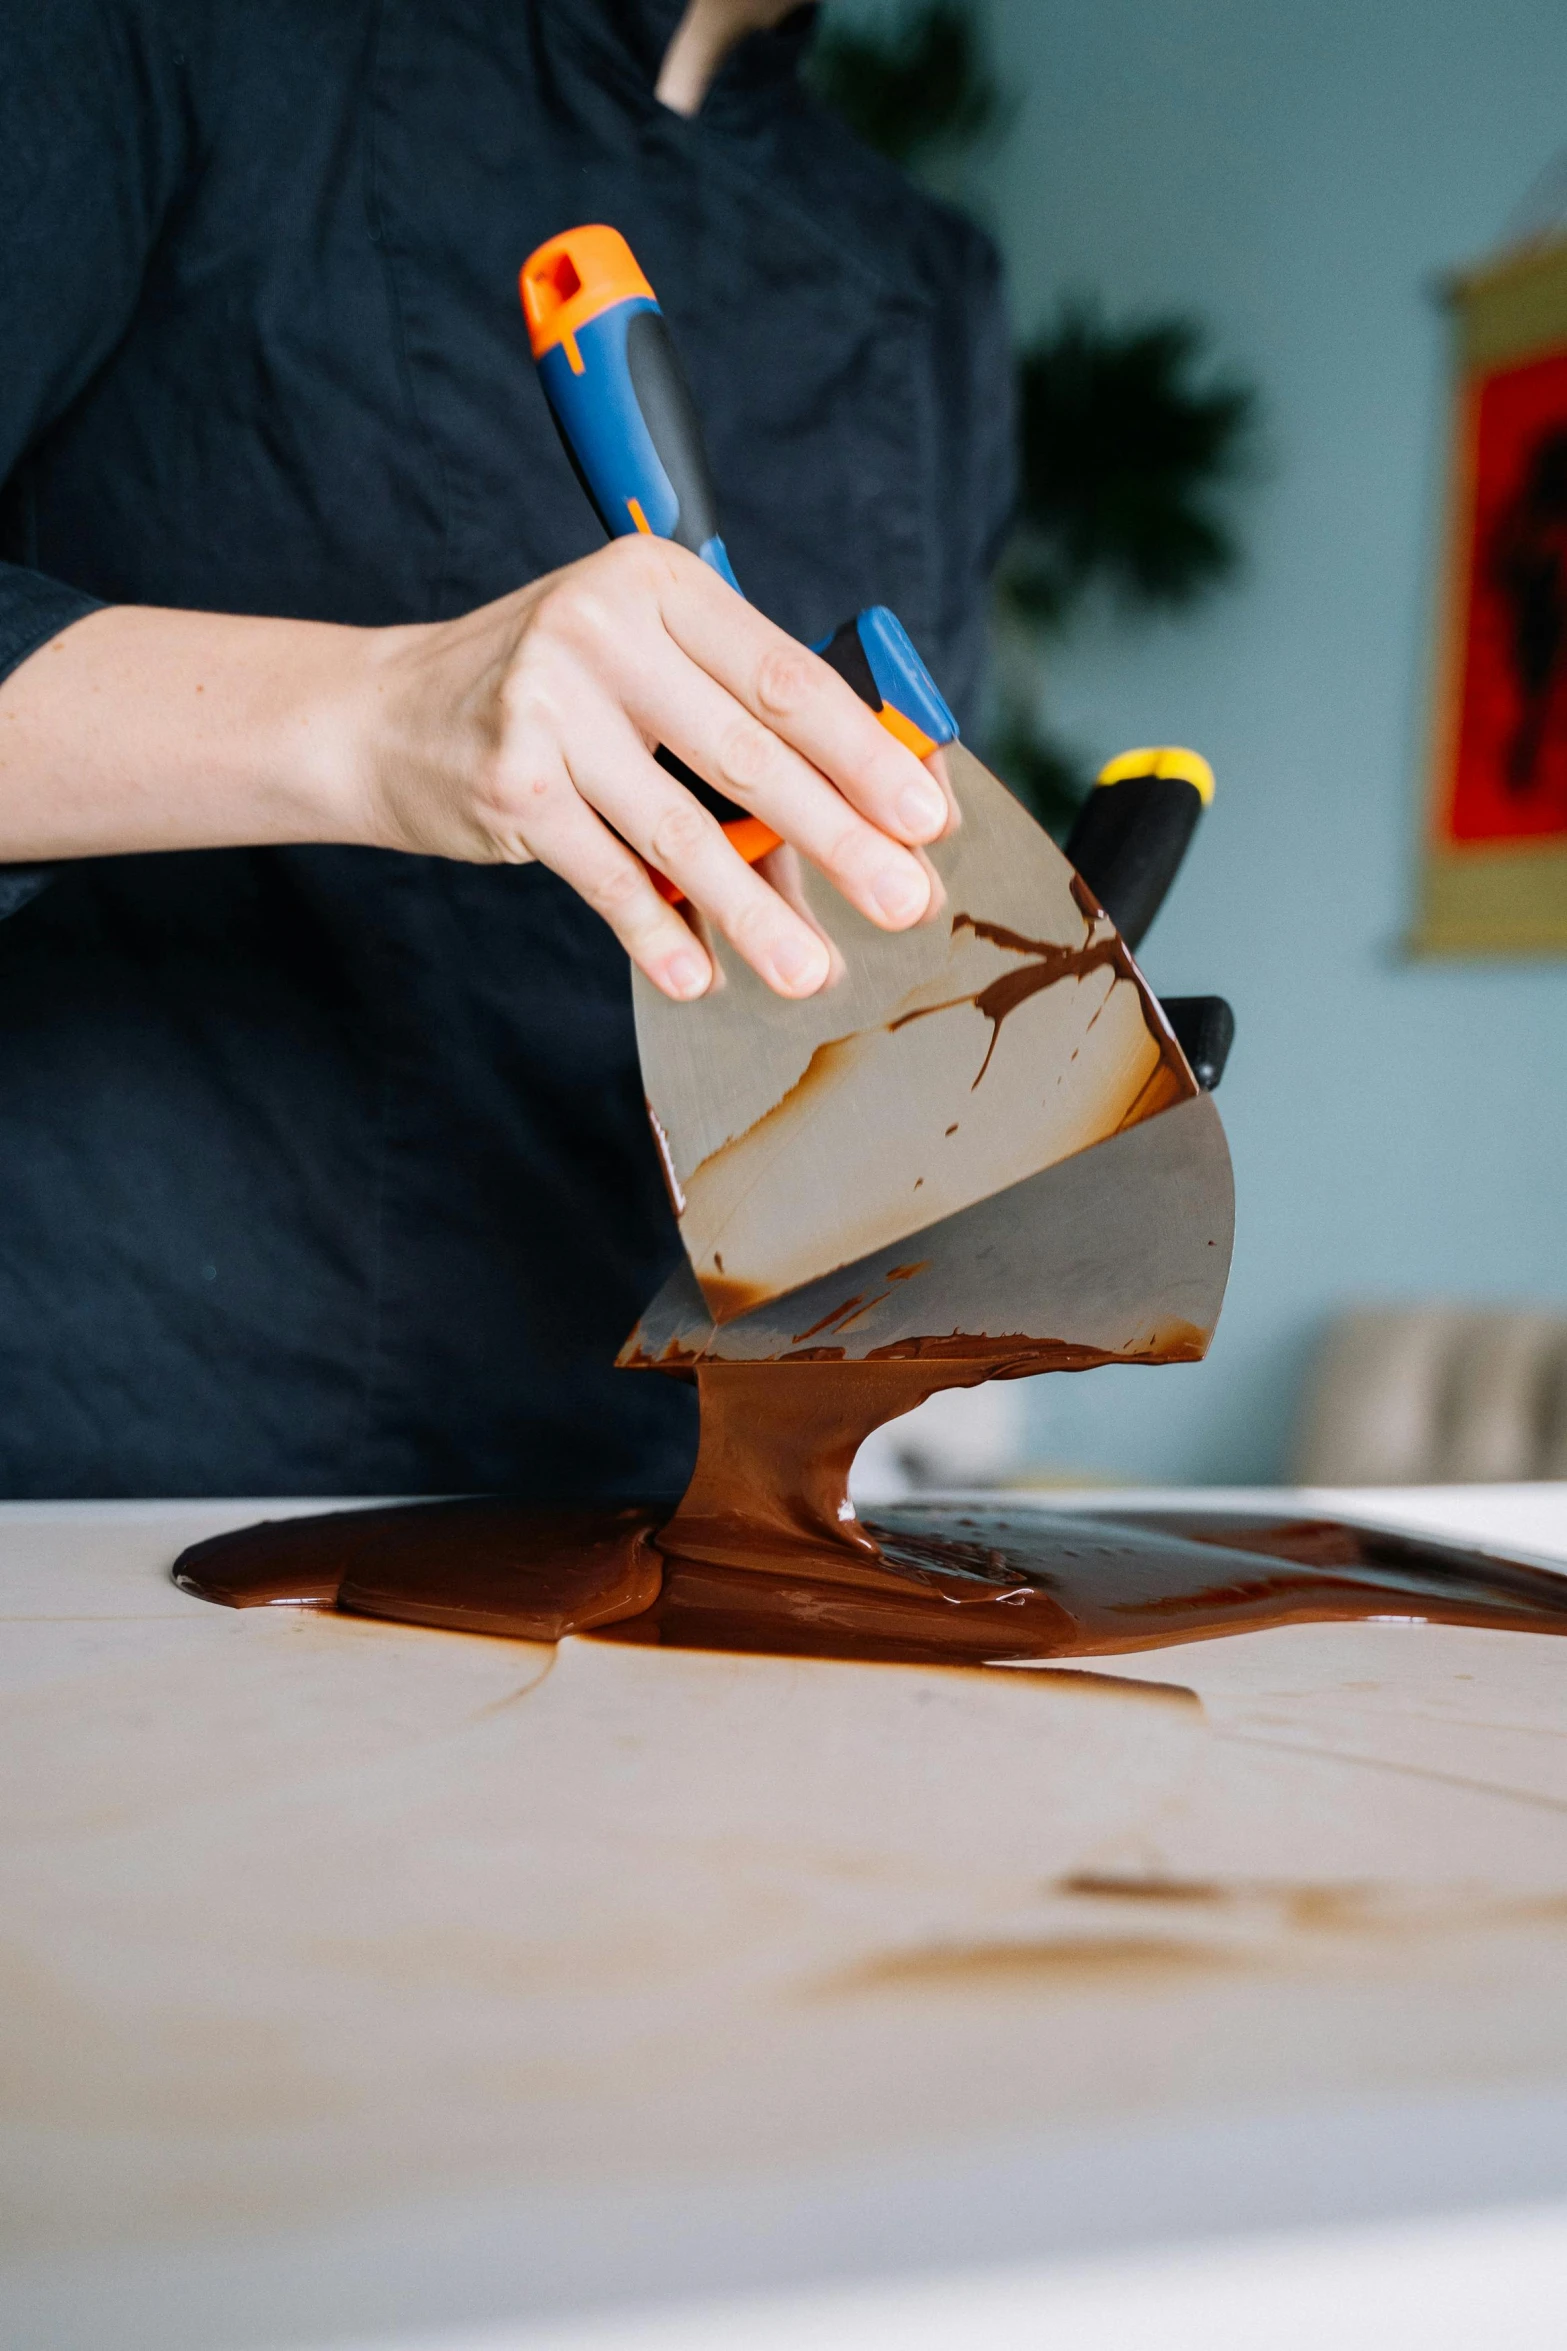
[0,0,192,904]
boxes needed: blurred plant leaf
[805,12,1260,838]
[984,713,1095,841]
[805,1,1005,167]
[1004,303,1257,622]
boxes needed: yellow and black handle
[1065,746,1233,1088]
[1064,745,1213,952]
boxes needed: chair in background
[850,1382,1030,1502]
[1293,1306,1567,1486]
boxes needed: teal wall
[950,0,1567,1481]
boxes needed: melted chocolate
[656,1362,950,1571]
[176,1499,661,1642]
[166,800,1266,1663]
[174,1364,1567,1669]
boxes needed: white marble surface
[3,1487,1567,2351]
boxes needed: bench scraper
[521,228,1234,1375]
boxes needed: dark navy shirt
[0,0,1014,1498]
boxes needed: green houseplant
[807,0,1257,832]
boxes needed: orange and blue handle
[520,226,742,590]
[520,226,957,897]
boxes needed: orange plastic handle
[650,695,928,904]
[519,225,656,364]
[651,816,782,904]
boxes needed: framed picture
[1416,234,1567,952]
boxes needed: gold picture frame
[1415,234,1567,953]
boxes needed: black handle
[1064,747,1213,951]
[622,308,726,559]
[1159,995,1234,1091]
[661,621,891,827]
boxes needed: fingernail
[870,863,931,926]
[769,933,830,993]
[896,779,948,837]
[663,950,710,999]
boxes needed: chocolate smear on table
[176,1353,1567,1666]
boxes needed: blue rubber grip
[534,297,741,590]
[530,268,955,747]
[810,609,959,751]
[858,607,959,747]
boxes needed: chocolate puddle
[176,1497,663,1639]
[174,1360,1567,1667]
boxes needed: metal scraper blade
[620,1090,1233,1372]
[633,741,1200,1324]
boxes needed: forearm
[0,543,950,1003]
[0,604,377,860]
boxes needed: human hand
[358,537,955,1000]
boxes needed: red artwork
[1448,346,1567,842]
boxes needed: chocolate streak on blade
[678,885,1193,1323]
[622,1094,1232,1377]
[886,884,1193,1102]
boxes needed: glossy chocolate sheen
[176,1499,662,1642]
[175,1357,1567,1667]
